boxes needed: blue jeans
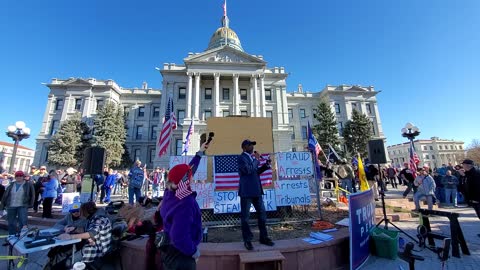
[340,179,352,195]
[104,187,112,203]
[445,189,457,206]
[7,207,28,235]
[128,186,142,205]
[152,184,160,197]
[414,193,434,210]
[240,196,268,242]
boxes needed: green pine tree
[313,98,340,158]
[119,143,133,169]
[47,113,92,167]
[93,102,126,167]
[342,109,373,158]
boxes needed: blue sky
[1,0,478,150]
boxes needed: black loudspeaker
[83,147,106,174]
[368,139,387,164]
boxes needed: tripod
[376,191,418,243]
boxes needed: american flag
[307,121,322,157]
[409,141,420,178]
[175,171,193,199]
[214,154,273,191]
[158,97,177,157]
[182,119,194,155]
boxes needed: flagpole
[311,150,323,220]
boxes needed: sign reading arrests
[276,152,313,178]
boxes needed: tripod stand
[376,191,418,243]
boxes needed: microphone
[205,132,214,146]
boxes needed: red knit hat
[168,164,193,200]
[14,171,25,177]
[168,164,191,185]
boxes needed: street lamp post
[401,122,420,146]
[6,121,30,173]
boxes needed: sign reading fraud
[170,156,208,181]
[349,189,375,270]
[213,189,277,213]
[274,179,311,206]
[191,182,214,209]
[276,152,313,178]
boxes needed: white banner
[61,192,80,213]
[274,180,311,206]
[213,189,277,214]
[191,183,214,209]
[276,152,313,178]
[169,156,208,181]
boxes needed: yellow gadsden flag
[358,155,370,191]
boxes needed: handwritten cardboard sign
[191,182,214,209]
[274,179,311,206]
[276,152,313,179]
[213,189,277,213]
[169,155,208,181]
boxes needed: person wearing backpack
[128,160,145,205]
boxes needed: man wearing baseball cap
[238,139,274,250]
[462,160,480,223]
[0,171,35,235]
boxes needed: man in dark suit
[238,139,274,250]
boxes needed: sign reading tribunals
[213,189,277,213]
[349,189,375,270]
[274,180,311,206]
[170,156,208,182]
[276,152,313,179]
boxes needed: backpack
[338,166,348,179]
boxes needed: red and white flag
[158,97,177,157]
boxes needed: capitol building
[33,9,385,168]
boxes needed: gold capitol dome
[206,1,244,52]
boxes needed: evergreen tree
[119,143,133,169]
[93,102,126,167]
[47,113,92,167]
[313,98,340,154]
[342,109,373,158]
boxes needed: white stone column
[194,73,201,119]
[60,94,72,121]
[42,95,55,134]
[249,75,255,116]
[259,75,266,117]
[253,75,259,116]
[214,73,220,117]
[233,74,239,115]
[186,72,193,119]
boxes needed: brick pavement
[363,188,480,270]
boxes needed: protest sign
[274,179,311,206]
[170,155,208,181]
[62,193,80,213]
[213,189,277,213]
[276,152,313,179]
[349,189,375,270]
[191,182,214,209]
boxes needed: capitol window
[222,88,230,100]
[138,106,145,117]
[178,87,186,99]
[240,89,247,100]
[152,106,160,118]
[74,98,82,111]
[300,109,306,118]
[55,99,64,111]
[265,89,272,101]
[288,109,293,119]
[335,103,341,114]
[205,88,212,100]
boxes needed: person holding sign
[238,139,274,251]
